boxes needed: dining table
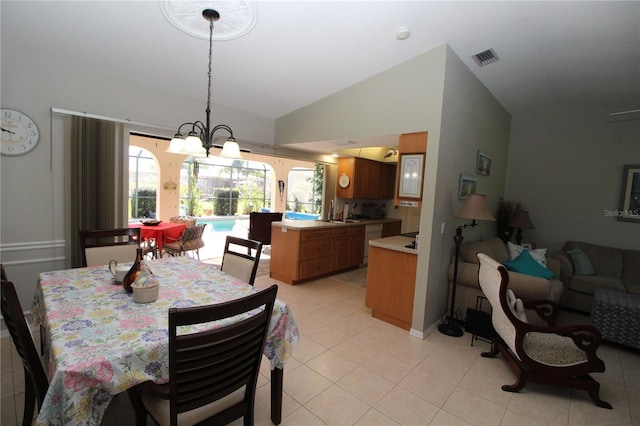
[128,221,187,252]
[32,256,299,426]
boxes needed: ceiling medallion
[160,1,258,41]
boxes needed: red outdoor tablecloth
[128,222,186,250]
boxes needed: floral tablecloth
[32,257,299,426]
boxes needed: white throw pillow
[506,289,528,323]
[507,242,547,267]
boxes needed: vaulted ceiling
[2,1,638,154]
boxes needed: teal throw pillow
[504,250,554,279]
[566,248,595,275]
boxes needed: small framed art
[458,174,477,199]
[617,164,640,223]
[398,153,425,199]
[476,150,492,176]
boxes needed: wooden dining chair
[162,224,206,260]
[128,284,279,426]
[1,280,49,426]
[1,262,7,281]
[221,236,263,286]
[79,228,141,267]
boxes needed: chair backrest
[179,224,206,250]
[79,228,141,267]
[248,212,283,245]
[477,253,518,355]
[167,284,278,426]
[169,216,197,227]
[221,236,263,285]
[1,280,49,416]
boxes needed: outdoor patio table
[32,256,299,425]
[128,221,187,251]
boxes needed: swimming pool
[196,216,249,233]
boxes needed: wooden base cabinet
[365,245,417,330]
[270,225,365,284]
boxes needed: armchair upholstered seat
[477,253,611,409]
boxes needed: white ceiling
[2,1,639,154]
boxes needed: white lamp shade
[166,137,185,153]
[182,135,205,156]
[220,140,242,159]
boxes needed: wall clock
[339,173,350,188]
[1,109,40,156]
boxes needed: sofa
[447,237,564,320]
[552,241,640,313]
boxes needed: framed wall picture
[458,173,477,199]
[398,153,425,199]
[617,164,640,222]
[476,150,492,176]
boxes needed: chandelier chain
[207,17,213,115]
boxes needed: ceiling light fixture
[167,9,241,158]
[384,148,398,158]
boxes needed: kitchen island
[365,235,418,330]
[270,218,401,285]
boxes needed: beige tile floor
[2,262,639,425]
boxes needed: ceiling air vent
[473,48,499,67]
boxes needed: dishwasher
[363,224,383,264]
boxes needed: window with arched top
[128,146,158,220]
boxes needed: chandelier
[166,9,241,158]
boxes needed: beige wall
[506,106,640,252]
[275,45,512,334]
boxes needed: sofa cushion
[508,242,548,267]
[622,249,640,288]
[504,250,554,279]
[460,238,509,265]
[506,288,528,323]
[564,241,623,280]
[486,238,510,263]
[460,242,491,264]
[566,248,595,275]
[569,275,625,295]
[548,280,564,303]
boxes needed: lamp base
[438,319,464,337]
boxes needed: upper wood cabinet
[337,157,396,200]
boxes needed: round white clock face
[1,109,40,156]
[339,173,350,189]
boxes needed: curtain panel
[65,116,127,268]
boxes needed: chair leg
[127,387,148,426]
[585,376,613,409]
[481,340,500,358]
[502,374,527,393]
[22,372,36,426]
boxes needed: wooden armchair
[476,253,612,409]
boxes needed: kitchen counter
[369,235,417,254]
[365,235,418,330]
[272,218,400,231]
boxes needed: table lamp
[509,210,535,245]
[439,193,496,337]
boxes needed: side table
[465,294,497,346]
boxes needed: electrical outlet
[441,222,446,235]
